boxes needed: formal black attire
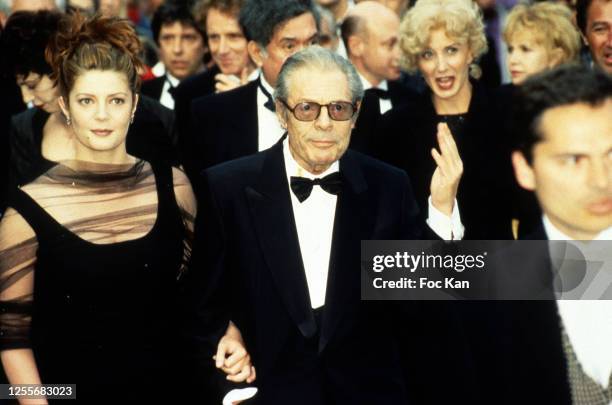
[173,64,220,120]
[180,77,260,187]
[492,83,543,238]
[140,75,166,101]
[0,160,190,402]
[350,79,419,155]
[0,77,27,216]
[187,140,438,404]
[376,81,514,239]
[455,223,572,405]
[8,95,177,188]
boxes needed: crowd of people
[0,0,610,403]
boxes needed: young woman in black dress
[0,13,252,403]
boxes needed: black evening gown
[0,160,190,402]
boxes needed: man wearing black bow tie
[341,1,418,153]
[187,46,463,404]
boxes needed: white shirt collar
[259,71,274,95]
[282,137,339,180]
[358,72,388,92]
[247,69,259,82]
[165,72,180,87]
[542,215,612,241]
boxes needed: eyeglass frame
[277,98,359,122]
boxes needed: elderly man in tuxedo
[188,46,464,404]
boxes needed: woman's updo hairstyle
[45,12,143,98]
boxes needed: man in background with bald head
[341,1,416,152]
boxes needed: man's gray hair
[274,46,364,106]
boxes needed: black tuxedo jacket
[140,76,165,102]
[456,223,572,405]
[187,141,435,404]
[350,79,418,155]
[179,78,259,188]
[174,65,220,118]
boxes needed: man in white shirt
[503,64,612,405]
[189,46,463,404]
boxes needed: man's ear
[512,151,536,191]
[275,101,287,129]
[58,96,69,119]
[248,40,265,68]
[347,35,364,58]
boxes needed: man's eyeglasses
[278,99,358,122]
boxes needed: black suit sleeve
[182,172,242,401]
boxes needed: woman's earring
[65,115,72,126]
[130,113,135,124]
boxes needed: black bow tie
[259,81,276,112]
[366,87,390,100]
[290,172,342,202]
[167,77,178,100]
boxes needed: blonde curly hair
[399,0,487,78]
[503,2,581,65]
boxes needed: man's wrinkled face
[277,67,357,175]
[250,12,318,87]
[585,0,612,74]
[513,100,612,240]
[158,21,206,80]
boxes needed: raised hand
[430,122,463,216]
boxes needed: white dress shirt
[544,216,612,391]
[284,140,339,308]
[358,73,392,115]
[159,73,180,110]
[257,74,285,151]
[283,138,464,308]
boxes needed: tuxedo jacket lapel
[245,142,318,338]
[228,79,259,157]
[320,151,374,352]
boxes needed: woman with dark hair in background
[0,13,252,403]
